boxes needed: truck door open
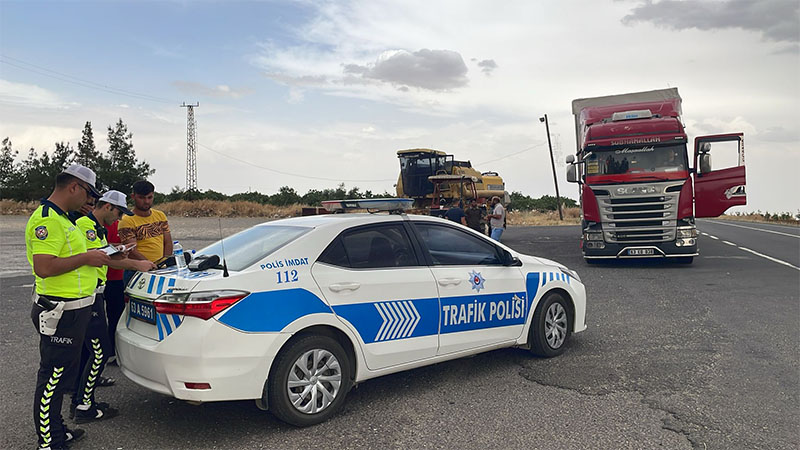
[693,133,746,217]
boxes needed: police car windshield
[197,225,311,271]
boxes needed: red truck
[565,88,747,264]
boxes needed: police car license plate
[628,248,655,256]
[129,298,156,324]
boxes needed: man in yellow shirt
[26,163,111,450]
[118,180,172,264]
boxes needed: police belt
[33,292,95,311]
[95,283,105,294]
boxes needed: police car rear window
[197,225,310,271]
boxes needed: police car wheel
[268,334,352,427]
[529,293,571,357]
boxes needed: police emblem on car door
[412,222,526,355]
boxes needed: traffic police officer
[70,191,155,422]
[26,164,110,450]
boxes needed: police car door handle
[438,278,462,286]
[329,282,361,292]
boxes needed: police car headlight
[559,266,581,283]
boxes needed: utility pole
[181,102,199,191]
[539,114,563,220]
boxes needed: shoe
[69,401,110,419]
[64,427,86,443]
[98,375,116,387]
[74,403,118,424]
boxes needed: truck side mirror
[565,154,575,164]
[699,153,712,174]
[566,165,578,183]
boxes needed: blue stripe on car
[217,288,333,332]
[332,298,439,344]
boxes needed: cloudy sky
[1,0,798,213]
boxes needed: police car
[116,199,587,427]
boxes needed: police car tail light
[154,290,249,320]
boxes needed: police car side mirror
[502,251,522,267]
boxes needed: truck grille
[593,182,684,244]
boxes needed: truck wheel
[267,335,352,427]
[529,292,571,357]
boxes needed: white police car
[116,199,587,426]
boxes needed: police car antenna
[218,218,229,278]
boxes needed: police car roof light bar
[321,198,414,214]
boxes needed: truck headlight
[584,232,604,241]
[677,226,698,238]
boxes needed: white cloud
[0,79,76,109]
[172,81,254,99]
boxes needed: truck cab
[566,89,747,263]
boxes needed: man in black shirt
[444,201,466,225]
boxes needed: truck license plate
[628,248,655,256]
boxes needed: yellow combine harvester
[395,148,508,210]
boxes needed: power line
[475,142,546,166]
[196,142,397,183]
[0,54,174,104]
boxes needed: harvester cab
[395,148,506,210]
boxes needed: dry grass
[3,199,795,227]
[0,199,38,215]
[718,213,799,226]
[508,207,581,226]
[159,200,302,218]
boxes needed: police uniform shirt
[25,200,97,298]
[76,213,108,285]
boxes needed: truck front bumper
[582,240,698,259]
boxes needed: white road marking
[722,241,737,246]
[704,220,800,239]
[708,235,719,240]
[738,247,800,271]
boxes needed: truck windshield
[585,144,687,177]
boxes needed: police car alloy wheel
[268,334,352,427]
[529,292,572,357]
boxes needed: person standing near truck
[26,163,110,450]
[488,196,506,241]
[464,199,485,234]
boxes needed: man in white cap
[25,163,110,450]
[70,191,156,425]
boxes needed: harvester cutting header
[395,148,509,210]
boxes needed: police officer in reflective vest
[26,164,110,450]
[70,191,155,423]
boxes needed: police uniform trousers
[72,290,111,409]
[30,300,91,450]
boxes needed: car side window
[317,237,350,267]
[414,223,503,266]
[340,224,418,269]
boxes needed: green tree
[0,138,21,198]
[270,186,301,206]
[74,121,101,169]
[97,118,154,191]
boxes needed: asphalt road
[1,218,797,449]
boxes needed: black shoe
[74,403,119,424]
[64,427,86,443]
[69,401,109,419]
[98,375,116,387]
